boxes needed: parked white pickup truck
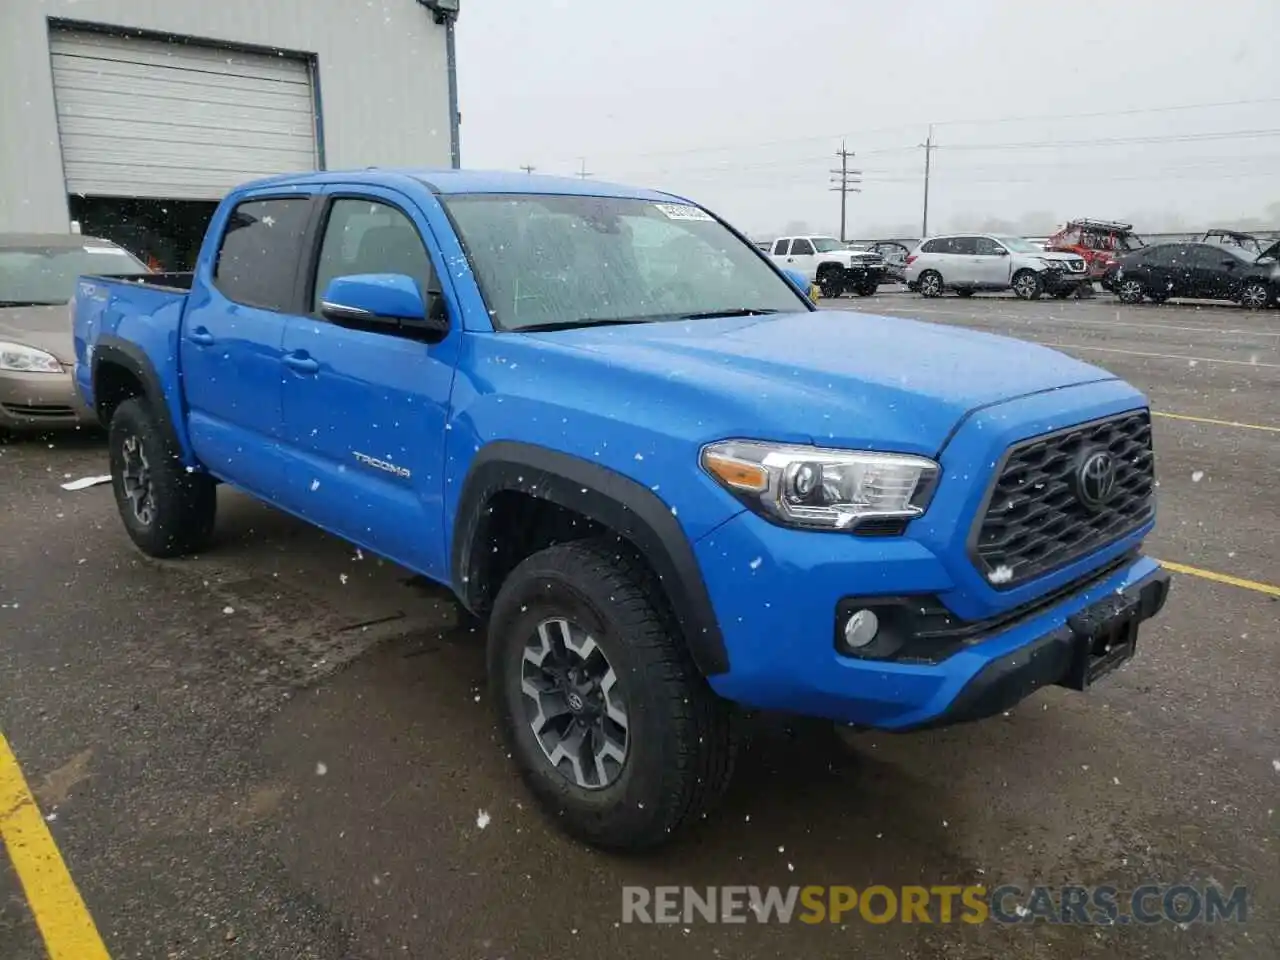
[767,236,886,298]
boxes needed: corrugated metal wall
[49,30,317,200]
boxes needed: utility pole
[576,157,593,179]
[829,140,862,243]
[520,164,536,174]
[920,125,935,238]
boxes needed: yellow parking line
[0,732,110,960]
[1157,560,1280,598]
[1152,411,1280,433]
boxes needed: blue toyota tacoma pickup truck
[73,169,1170,849]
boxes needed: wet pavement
[1,294,1277,959]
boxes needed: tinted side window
[949,237,978,255]
[773,239,789,255]
[972,237,1004,256]
[312,198,434,312]
[791,239,815,255]
[214,198,312,311]
[1187,245,1227,269]
[921,238,941,253]
[1143,246,1174,266]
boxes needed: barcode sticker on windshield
[654,203,714,222]
[83,246,129,255]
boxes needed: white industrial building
[0,0,458,268]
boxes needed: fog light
[843,609,879,649]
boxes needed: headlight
[701,440,939,531]
[0,342,62,374]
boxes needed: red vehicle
[1047,218,1145,280]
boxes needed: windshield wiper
[678,308,781,320]
[514,316,660,333]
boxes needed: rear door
[180,192,317,498]
[276,187,461,579]
[1186,244,1234,299]
[943,236,980,286]
[971,236,1011,287]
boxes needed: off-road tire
[108,398,217,558]
[854,281,878,296]
[818,270,845,299]
[1012,269,1044,300]
[488,538,738,850]
[918,270,944,298]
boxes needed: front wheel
[108,397,217,557]
[1116,278,1146,304]
[488,539,738,850]
[818,272,845,299]
[1012,270,1044,300]
[918,270,944,298]
[1240,281,1271,310]
[854,281,878,296]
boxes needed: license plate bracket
[1060,594,1141,691]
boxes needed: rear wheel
[108,398,217,557]
[1116,278,1146,304]
[1012,270,1044,301]
[1240,281,1271,310]
[488,539,738,850]
[918,270,944,298]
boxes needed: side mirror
[320,273,448,341]
[994,248,1009,256]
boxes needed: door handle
[284,353,320,374]
[188,329,215,346]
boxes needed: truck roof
[236,168,685,203]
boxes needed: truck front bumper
[694,510,1169,730]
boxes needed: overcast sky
[456,0,1279,239]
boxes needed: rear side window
[773,239,789,255]
[920,238,941,253]
[214,197,312,311]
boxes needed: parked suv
[904,234,1089,300]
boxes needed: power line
[549,97,1280,165]
[519,164,536,174]
[830,140,862,242]
[941,127,1280,151]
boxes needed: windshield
[995,236,1043,254]
[811,238,843,252]
[0,245,148,304]
[442,194,808,330]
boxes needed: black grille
[971,410,1154,587]
[1,403,77,420]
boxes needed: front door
[785,238,818,279]
[277,188,459,579]
[180,193,316,499]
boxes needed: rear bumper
[0,369,96,430]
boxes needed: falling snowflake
[1272,759,1280,773]
[339,574,348,585]
[222,606,235,615]
[310,479,320,491]
[316,762,328,776]
[749,557,763,570]
[988,565,1014,584]
[1191,471,1204,483]
[262,215,276,227]
[476,809,491,830]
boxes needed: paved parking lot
[2,292,1277,959]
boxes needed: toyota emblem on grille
[1075,449,1118,509]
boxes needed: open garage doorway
[69,196,218,271]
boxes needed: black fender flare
[451,441,729,676]
[91,335,178,444]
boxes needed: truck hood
[535,310,1114,456]
[0,304,73,363]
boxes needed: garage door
[49,30,318,200]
